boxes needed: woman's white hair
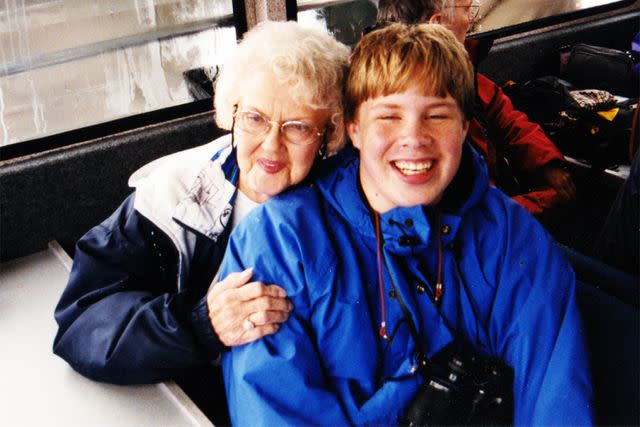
[214,20,350,154]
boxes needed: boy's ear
[346,121,362,150]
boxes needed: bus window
[296,0,635,46]
[0,0,236,147]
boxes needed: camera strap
[373,209,462,364]
[372,211,515,426]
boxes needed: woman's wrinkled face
[234,72,329,203]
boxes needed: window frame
[0,1,245,162]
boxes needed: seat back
[576,280,639,425]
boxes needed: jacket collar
[318,143,489,254]
[172,144,240,241]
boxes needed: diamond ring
[243,318,255,331]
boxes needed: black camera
[402,343,514,426]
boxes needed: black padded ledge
[478,10,640,85]
[0,111,224,262]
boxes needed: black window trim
[0,98,213,162]
[470,0,636,40]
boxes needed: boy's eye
[426,114,449,120]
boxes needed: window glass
[475,0,632,34]
[297,0,631,46]
[297,0,378,47]
[0,0,235,146]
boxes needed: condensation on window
[0,0,236,146]
[298,0,378,47]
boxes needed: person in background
[52,20,349,422]
[377,0,576,218]
[219,23,592,426]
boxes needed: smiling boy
[218,23,593,426]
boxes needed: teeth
[394,160,433,175]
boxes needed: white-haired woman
[52,20,349,419]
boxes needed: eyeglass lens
[236,111,318,145]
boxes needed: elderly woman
[52,20,349,419]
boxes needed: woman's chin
[248,183,287,203]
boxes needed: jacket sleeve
[53,194,224,384]
[511,188,564,216]
[478,74,568,214]
[219,217,351,427]
[488,204,593,425]
[478,73,565,173]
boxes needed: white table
[0,242,212,426]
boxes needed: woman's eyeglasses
[234,110,324,146]
[450,2,481,19]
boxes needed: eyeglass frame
[233,108,326,146]
[448,2,481,19]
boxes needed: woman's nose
[261,124,284,151]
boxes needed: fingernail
[287,301,294,311]
[243,267,254,276]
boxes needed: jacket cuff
[190,296,227,358]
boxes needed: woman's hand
[206,268,293,346]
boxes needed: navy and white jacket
[53,135,240,384]
[220,145,593,426]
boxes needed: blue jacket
[220,145,593,426]
[53,135,240,383]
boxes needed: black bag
[501,76,578,124]
[502,76,634,169]
[564,43,638,97]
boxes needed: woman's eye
[377,115,399,121]
[289,123,311,132]
[246,113,264,123]
[284,122,313,135]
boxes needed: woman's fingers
[248,309,292,326]
[215,268,254,291]
[207,271,292,347]
[246,294,294,314]
[237,282,287,300]
[216,312,285,347]
[234,324,281,346]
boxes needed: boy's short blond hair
[345,23,474,122]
